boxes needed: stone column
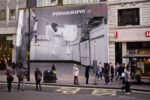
[122,42,128,66]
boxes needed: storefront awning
[123,54,150,58]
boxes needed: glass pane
[9,9,16,20]
[0,10,6,20]
[0,35,13,70]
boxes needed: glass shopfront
[0,34,13,70]
[127,42,150,76]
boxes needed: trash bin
[43,70,56,83]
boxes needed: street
[0,83,150,100]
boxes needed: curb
[0,81,150,92]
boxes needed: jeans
[74,76,79,85]
[18,79,24,90]
[104,74,109,85]
[125,81,131,93]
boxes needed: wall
[90,24,108,65]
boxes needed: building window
[51,0,57,5]
[58,0,63,5]
[118,8,140,26]
[9,9,16,20]
[0,10,6,21]
[37,0,44,7]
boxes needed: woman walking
[6,64,14,92]
[73,64,79,85]
[35,67,42,91]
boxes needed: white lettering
[52,10,86,16]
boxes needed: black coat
[85,66,90,78]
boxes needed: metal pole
[93,40,97,85]
[27,0,31,81]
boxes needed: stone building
[108,0,150,75]
[0,0,26,64]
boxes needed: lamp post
[27,0,31,81]
[93,39,97,85]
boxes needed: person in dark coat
[52,64,57,80]
[111,65,114,82]
[85,65,90,84]
[35,67,42,91]
[6,65,14,92]
[103,63,109,85]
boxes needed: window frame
[9,9,16,20]
[118,8,140,26]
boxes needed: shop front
[0,34,13,70]
[124,42,150,76]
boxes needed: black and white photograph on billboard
[16,3,108,67]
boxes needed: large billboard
[16,3,108,66]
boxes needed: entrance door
[115,42,122,64]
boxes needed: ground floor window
[0,34,13,70]
[127,42,150,76]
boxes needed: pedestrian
[110,64,114,81]
[52,64,57,80]
[73,64,79,85]
[135,67,142,84]
[35,67,42,91]
[103,63,109,85]
[122,66,133,94]
[17,66,26,91]
[115,62,120,80]
[85,65,90,84]
[98,62,103,80]
[11,62,16,69]
[5,64,14,92]
[121,64,125,84]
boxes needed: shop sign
[145,31,150,37]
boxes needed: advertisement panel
[16,3,108,66]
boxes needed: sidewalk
[0,72,150,92]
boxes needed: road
[0,83,150,100]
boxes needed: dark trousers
[36,80,41,90]
[74,76,79,85]
[125,81,131,93]
[104,74,109,85]
[7,77,12,92]
[111,74,114,81]
[136,75,141,84]
[86,77,89,84]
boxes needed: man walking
[17,66,26,91]
[6,65,14,92]
[122,66,133,94]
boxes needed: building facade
[108,0,150,75]
[32,0,107,7]
[0,0,26,66]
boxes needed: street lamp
[27,0,31,81]
[93,39,97,85]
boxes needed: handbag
[9,76,14,82]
